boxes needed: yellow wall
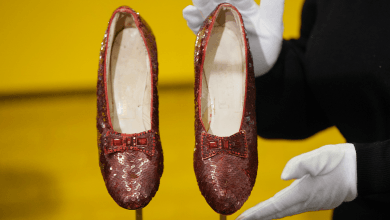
[0,0,304,94]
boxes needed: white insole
[202,22,245,137]
[109,27,151,134]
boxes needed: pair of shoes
[96,4,257,214]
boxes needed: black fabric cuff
[354,140,390,197]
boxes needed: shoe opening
[201,6,246,137]
[106,12,152,134]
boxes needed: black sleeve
[355,140,390,201]
[255,0,332,139]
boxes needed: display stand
[220,215,226,220]
[136,209,142,220]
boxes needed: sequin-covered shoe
[96,6,163,210]
[193,3,258,215]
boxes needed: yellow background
[0,0,346,220]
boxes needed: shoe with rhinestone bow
[96,6,163,210]
[193,3,258,215]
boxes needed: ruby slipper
[96,6,163,210]
[193,3,258,215]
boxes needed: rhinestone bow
[201,130,248,160]
[102,130,158,157]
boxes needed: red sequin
[209,141,218,148]
[126,138,132,145]
[113,139,122,146]
[224,140,229,149]
[137,138,148,145]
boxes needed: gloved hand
[237,143,357,220]
[183,0,285,77]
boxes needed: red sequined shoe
[193,3,258,215]
[96,6,163,210]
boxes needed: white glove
[183,0,285,77]
[237,143,357,220]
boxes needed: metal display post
[136,209,142,220]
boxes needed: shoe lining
[201,8,246,137]
[106,13,151,134]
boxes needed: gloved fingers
[261,201,308,220]
[237,177,309,220]
[281,151,316,180]
[259,0,285,21]
[183,5,204,34]
[193,0,259,17]
[191,0,210,7]
[235,198,284,220]
[258,0,285,36]
[228,0,259,13]
[281,145,345,180]
[192,0,218,17]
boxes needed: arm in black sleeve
[355,140,390,201]
[256,0,332,139]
